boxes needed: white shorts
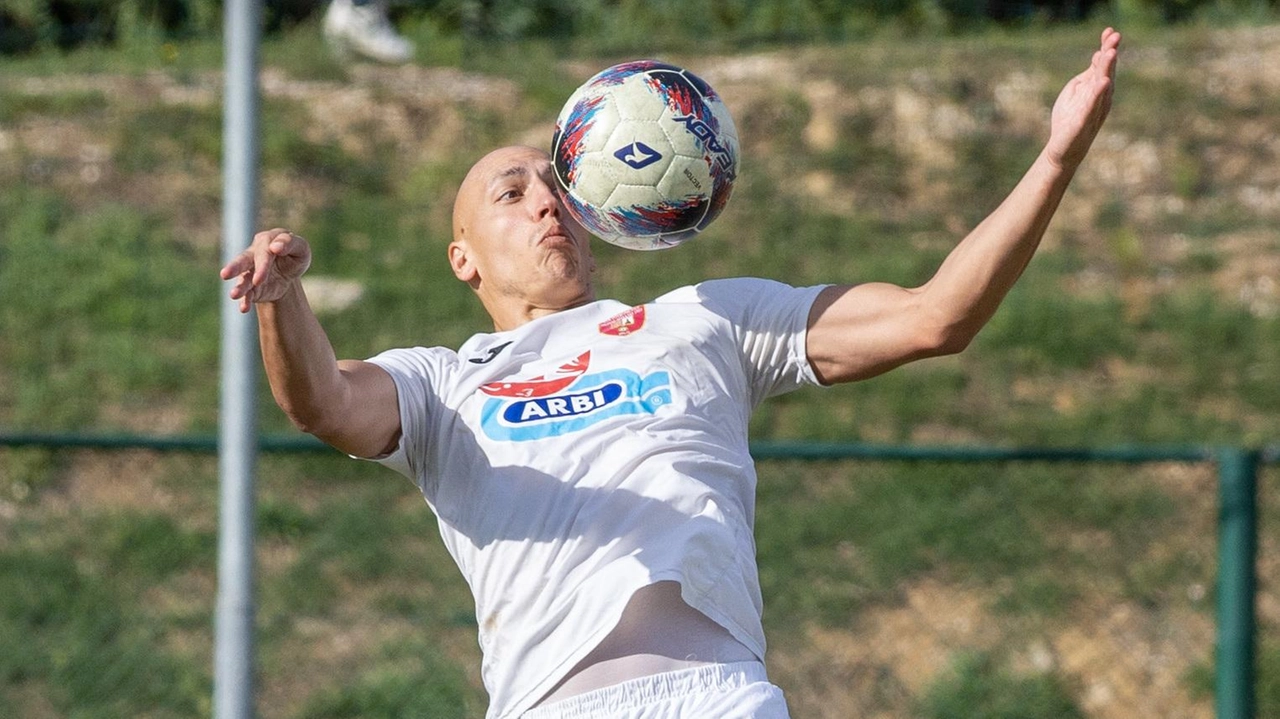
[521,661,790,719]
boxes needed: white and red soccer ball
[552,60,740,251]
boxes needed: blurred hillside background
[1,1,1279,717]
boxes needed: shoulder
[655,278,824,320]
[368,344,459,363]
[653,278,798,307]
[367,331,524,369]
[364,345,460,381]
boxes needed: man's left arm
[807,28,1121,385]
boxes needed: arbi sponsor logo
[477,352,671,442]
[502,382,624,423]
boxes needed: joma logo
[614,141,663,170]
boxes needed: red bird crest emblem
[599,306,646,337]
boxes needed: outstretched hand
[219,228,313,313]
[1046,27,1121,172]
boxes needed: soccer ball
[552,60,739,251]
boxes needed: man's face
[451,146,595,319]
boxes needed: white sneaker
[323,0,414,64]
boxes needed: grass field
[1,16,1278,718]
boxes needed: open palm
[1046,27,1121,172]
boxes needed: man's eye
[499,188,521,201]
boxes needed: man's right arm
[221,229,401,459]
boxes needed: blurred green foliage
[1,16,1277,719]
[2,0,1278,55]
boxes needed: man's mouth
[539,225,573,246]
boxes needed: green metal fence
[1,432,1272,718]
[748,441,1272,719]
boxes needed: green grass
[0,443,1233,716]
[920,651,1084,719]
[0,517,211,717]
[0,189,222,430]
[2,19,1277,718]
[0,89,110,122]
[296,650,474,719]
[754,458,1198,628]
[115,104,222,172]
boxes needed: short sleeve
[693,278,829,405]
[362,346,458,490]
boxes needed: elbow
[936,324,972,355]
[286,410,353,450]
[269,378,353,439]
[281,407,323,436]
[934,326,976,356]
[918,319,977,358]
[912,296,986,357]
[275,397,337,439]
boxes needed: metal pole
[1215,447,1259,719]
[215,0,261,716]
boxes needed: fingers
[252,228,294,287]
[1070,29,1118,105]
[1102,26,1121,49]
[1044,29,1121,171]
[251,244,273,287]
[221,252,259,316]
[220,228,303,313]
[219,246,255,281]
[1097,27,1121,79]
[226,267,257,314]
[219,257,247,283]
[219,228,291,278]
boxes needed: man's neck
[485,293,596,333]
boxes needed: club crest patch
[599,305,646,336]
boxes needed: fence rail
[1,431,1273,719]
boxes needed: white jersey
[364,278,826,719]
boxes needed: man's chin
[541,255,587,282]
[545,270,594,305]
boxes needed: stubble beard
[539,246,591,302]
[491,245,590,308]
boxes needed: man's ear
[448,240,478,284]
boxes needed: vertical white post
[215,0,261,717]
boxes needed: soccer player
[221,28,1120,719]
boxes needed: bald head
[445,145,595,330]
[453,145,552,244]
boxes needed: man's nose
[533,180,561,219]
